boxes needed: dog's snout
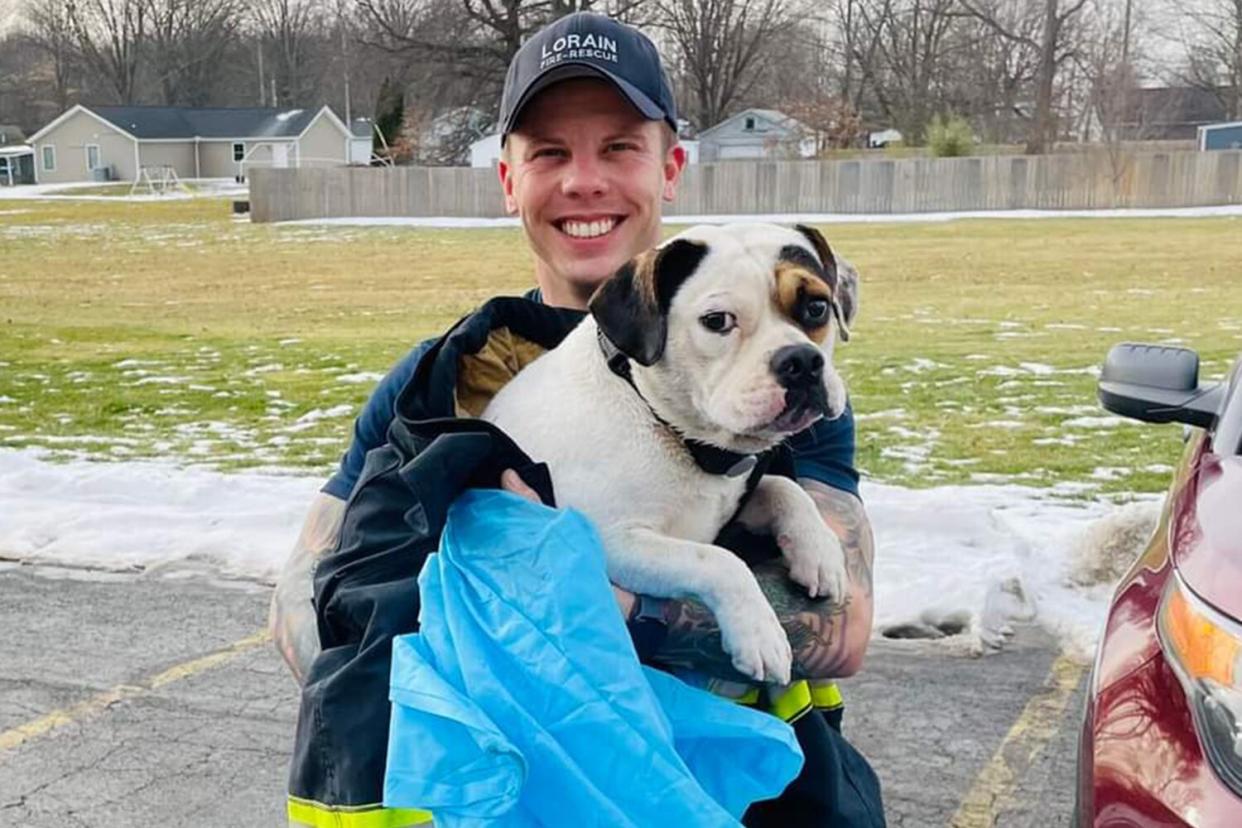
[771,345,824,389]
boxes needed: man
[275,12,882,827]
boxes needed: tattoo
[655,480,875,682]
[269,492,347,683]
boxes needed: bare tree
[144,0,240,105]
[655,0,791,129]
[250,0,325,106]
[23,0,80,110]
[66,0,149,104]
[1166,0,1242,120]
[856,0,964,143]
[959,0,1089,153]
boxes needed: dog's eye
[699,312,737,334]
[801,299,830,326]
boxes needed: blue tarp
[384,490,803,827]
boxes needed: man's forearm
[654,479,876,682]
[269,491,348,683]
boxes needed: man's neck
[533,271,595,310]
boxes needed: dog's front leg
[737,476,847,603]
[602,524,792,684]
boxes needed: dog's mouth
[762,387,834,434]
[554,215,626,240]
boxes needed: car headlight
[1157,572,1242,797]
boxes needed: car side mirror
[1098,343,1224,429]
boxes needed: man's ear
[498,157,517,215]
[589,238,708,366]
[795,223,857,335]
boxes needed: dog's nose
[771,345,824,389]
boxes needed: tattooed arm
[268,491,348,684]
[652,479,876,682]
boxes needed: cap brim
[502,62,666,138]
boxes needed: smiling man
[277,12,883,828]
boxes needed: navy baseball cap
[499,12,678,143]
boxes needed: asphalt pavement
[0,563,1087,827]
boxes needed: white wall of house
[470,134,502,168]
[33,109,137,183]
[299,113,349,167]
[698,110,814,162]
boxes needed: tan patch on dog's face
[774,261,833,344]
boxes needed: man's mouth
[556,216,624,240]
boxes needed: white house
[29,104,354,184]
[470,133,503,168]
[696,109,817,161]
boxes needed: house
[28,104,354,184]
[0,125,34,185]
[469,133,502,168]
[696,109,817,162]
[1111,86,1231,141]
[350,118,374,165]
[868,128,903,148]
[1200,120,1242,150]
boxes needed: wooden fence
[249,149,1242,223]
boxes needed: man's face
[498,78,686,305]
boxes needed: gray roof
[698,108,812,139]
[350,118,373,138]
[87,105,331,139]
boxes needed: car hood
[1175,453,1242,621]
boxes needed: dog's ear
[589,238,708,366]
[834,255,860,331]
[795,223,857,339]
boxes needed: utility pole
[339,0,352,125]
[1121,0,1132,66]
[258,42,266,106]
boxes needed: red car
[1076,343,1242,826]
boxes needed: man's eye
[699,312,737,334]
[532,148,565,159]
[801,299,830,325]
[607,142,637,152]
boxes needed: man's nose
[561,153,609,198]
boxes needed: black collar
[596,327,761,478]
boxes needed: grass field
[2,196,1240,495]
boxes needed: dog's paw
[780,525,847,602]
[719,602,792,684]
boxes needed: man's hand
[500,468,637,619]
[654,479,875,682]
[269,491,347,684]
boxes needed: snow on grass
[0,448,1148,654]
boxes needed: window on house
[86,144,101,170]
[232,142,246,162]
[41,145,55,171]
[744,117,756,131]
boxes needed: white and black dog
[483,223,859,684]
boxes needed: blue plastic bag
[384,490,803,827]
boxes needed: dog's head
[589,223,859,452]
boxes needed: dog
[482,223,859,684]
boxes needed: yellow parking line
[0,629,270,754]
[951,653,1087,828]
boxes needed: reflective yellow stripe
[287,795,433,827]
[734,687,761,705]
[767,681,812,723]
[810,681,843,710]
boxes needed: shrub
[927,114,975,158]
